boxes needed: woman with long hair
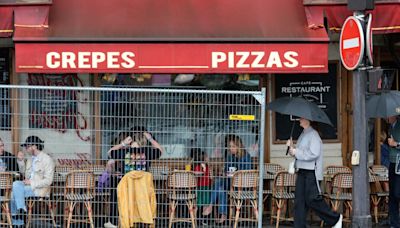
[202,134,252,224]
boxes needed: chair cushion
[168,193,196,200]
[328,192,352,201]
[65,193,94,201]
[263,190,273,195]
[273,192,295,199]
[377,192,389,197]
[230,191,257,200]
[0,196,10,202]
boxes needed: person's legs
[108,175,120,225]
[303,170,340,226]
[389,163,400,228]
[10,181,35,225]
[203,178,223,216]
[294,170,308,228]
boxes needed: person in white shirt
[288,118,342,228]
[10,136,55,226]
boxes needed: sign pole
[351,11,372,228]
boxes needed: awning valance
[14,0,330,73]
[305,3,400,34]
[0,7,13,37]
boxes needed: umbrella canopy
[267,96,333,126]
[366,90,400,118]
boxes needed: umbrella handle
[286,146,290,155]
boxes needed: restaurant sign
[15,43,328,73]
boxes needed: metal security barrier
[0,85,265,228]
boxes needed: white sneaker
[104,222,117,228]
[332,214,342,228]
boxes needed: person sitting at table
[191,148,212,225]
[202,134,252,224]
[0,137,19,173]
[10,136,55,227]
[104,128,163,228]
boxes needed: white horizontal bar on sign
[343,37,360,49]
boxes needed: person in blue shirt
[202,134,252,224]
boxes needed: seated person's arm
[107,136,132,158]
[144,132,164,154]
[31,159,55,189]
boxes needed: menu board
[274,63,338,140]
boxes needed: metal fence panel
[0,85,265,228]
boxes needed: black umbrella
[267,96,333,126]
[267,96,332,155]
[366,90,400,118]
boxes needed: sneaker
[104,222,117,228]
[332,214,342,228]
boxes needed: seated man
[10,136,55,226]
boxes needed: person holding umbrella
[287,118,342,228]
[366,90,400,228]
[385,115,400,228]
[267,96,342,228]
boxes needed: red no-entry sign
[340,16,365,70]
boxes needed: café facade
[0,0,399,168]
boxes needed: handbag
[288,159,296,174]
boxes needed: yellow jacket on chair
[117,171,156,228]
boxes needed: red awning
[13,0,328,42]
[305,3,400,34]
[14,0,329,73]
[0,7,13,37]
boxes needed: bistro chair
[369,167,389,223]
[271,171,296,228]
[26,193,57,228]
[149,160,170,218]
[323,165,351,194]
[228,170,260,228]
[0,172,12,228]
[167,170,197,228]
[64,170,96,228]
[326,172,353,224]
[262,163,285,212]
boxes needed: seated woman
[104,127,163,228]
[202,134,252,224]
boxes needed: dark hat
[21,136,44,148]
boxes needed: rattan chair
[64,170,95,228]
[324,166,351,194]
[26,194,57,228]
[271,171,296,228]
[369,167,389,223]
[0,172,12,228]
[262,163,285,208]
[228,170,259,228]
[326,172,353,224]
[167,170,197,228]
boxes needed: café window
[100,73,260,90]
[273,63,338,141]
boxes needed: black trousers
[294,169,340,228]
[389,163,400,228]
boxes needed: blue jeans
[10,181,36,225]
[389,163,400,228]
[210,178,228,215]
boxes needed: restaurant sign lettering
[16,43,328,73]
